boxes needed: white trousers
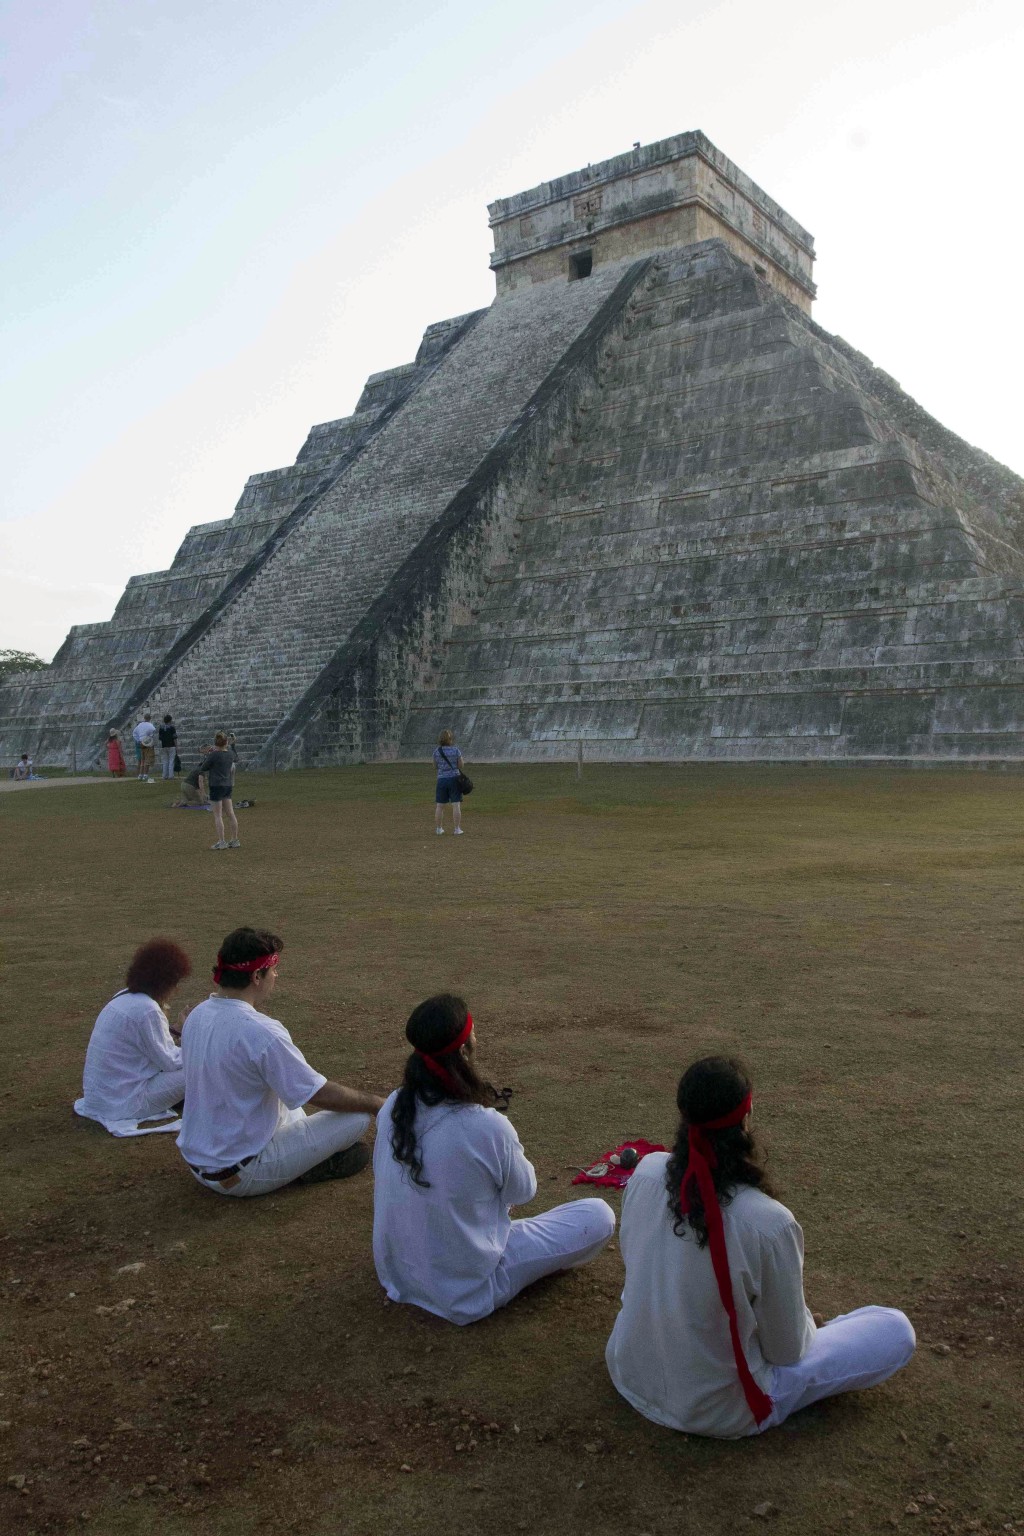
[493,1196,616,1308]
[762,1306,916,1431]
[190,1106,371,1198]
[160,747,176,778]
[140,1069,186,1117]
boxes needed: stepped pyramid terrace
[4,130,1024,768]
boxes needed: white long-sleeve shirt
[372,1091,537,1325]
[80,990,182,1121]
[606,1151,816,1438]
[176,997,326,1168]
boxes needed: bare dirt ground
[1,763,1022,1536]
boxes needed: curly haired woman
[76,939,192,1128]
[373,995,615,1324]
[605,1056,915,1437]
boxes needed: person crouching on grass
[177,928,384,1196]
[372,994,615,1324]
[605,1055,915,1438]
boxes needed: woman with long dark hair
[606,1056,915,1437]
[373,995,615,1324]
[76,939,192,1130]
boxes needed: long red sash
[680,1091,773,1426]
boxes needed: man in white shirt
[177,927,384,1196]
[132,714,158,781]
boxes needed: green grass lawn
[1,764,1022,1536]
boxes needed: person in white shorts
[373,994,615,1324]
[132,714,158,781]
[177,927,383,1196]
[605,1055,915,1437]
[76,939,191,1126]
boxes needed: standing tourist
[75,939,191,1131]
[191,732,239,850]
[433,728,465,836]
[158,715,178,780]
[177,928,382,1196]
[605,1056,915,1437]
[373,994,615,1324]
[132,713,158,782]
[106,729,126,777]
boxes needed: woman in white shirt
[77,939,191,1127]
[606,1056,915,1438]
[373,995,615,1325]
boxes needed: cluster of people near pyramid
[106,711,245,850]
[76,929,915,1439]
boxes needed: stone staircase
[9,233,1024,770]
[0,312,483,768]
[401,243,1024,761]
[129,256,651,769]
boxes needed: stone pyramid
[4,132,1023,768]
[403,242,1024,762]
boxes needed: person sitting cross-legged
[373,994,616,1324]
[605,1055,916,1438]
[75,939,191,1130]
[177,927,383,1196]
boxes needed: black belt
[190,1154,256,1181]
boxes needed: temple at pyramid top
[488,130,816,312]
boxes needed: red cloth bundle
[571,1139,665,1190]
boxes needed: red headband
[414,1013,473,1094]
[680,1090,772,1427]
[213,952,279,985]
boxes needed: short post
[71,743,77,776]
[576,738,583,781]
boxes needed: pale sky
[3,0,1022,660]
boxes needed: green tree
[0,649,48,680]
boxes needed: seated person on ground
[12,754,31,780]
[177,927,383,1196]
[373,994,616,1325]
[76,940,191,1128]
[173,772,209,807]
[605,1055,915,1438]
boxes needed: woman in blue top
[433,728,465,836]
